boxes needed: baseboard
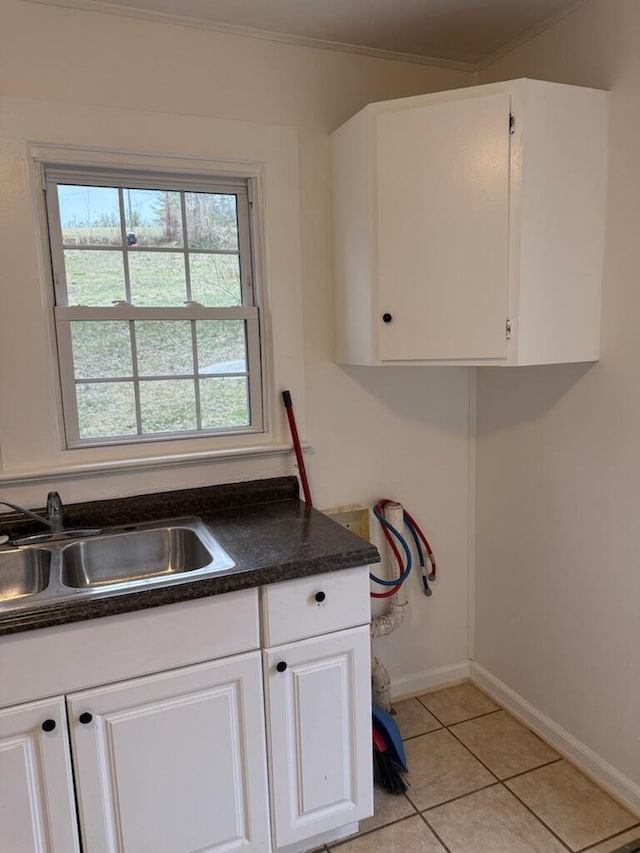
[470,662,640,817]
[391,660,471,701]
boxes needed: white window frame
[0,104,305,484]
[43,165,265,449]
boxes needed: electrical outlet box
[322,505,370,542]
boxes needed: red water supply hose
[370,499,436,598]
[282,390,312,506]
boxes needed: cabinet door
[0,696,80,852]
[67,653,270,853]
[264,625,372,848]
[376,93,511,361]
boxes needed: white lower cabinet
[0,570,372,852]
[0,697,80,853]
[67,652,271,853]
[264,626,373,850]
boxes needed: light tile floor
[322,683,640,853]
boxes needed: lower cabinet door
[67,652,271,853]
[264,625,373,849]
[0,696,80,853]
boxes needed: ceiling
[26,0,586,67]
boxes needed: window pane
[197,321,247,374]
[139,379,196,433]
[71,321,132,379]
[76,382,137,438]
[200,377,249,428]
[185,193,238,250]
[58,185,121,246]
[128,252,186,305]
[189,254,241,306]
[48,172,260,446]
[123,189,183,248]
[64,250,126,306]
[136,321,193,376]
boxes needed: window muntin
[45,169,262,448]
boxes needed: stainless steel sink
[61,524,215,588]
[0,517,235,613]
[0,549,51,602]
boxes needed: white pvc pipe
[370,501,408,639]
[371,656,391,712]
[371,502,409,710]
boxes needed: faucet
[0,497,53,530]
[0,492,102,545]
[0,493,64,532]
[46,491,65,534]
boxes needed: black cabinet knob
[276,661,288,673]
[315,591,326,603]
[382,313,393,324]
[42,719,56,732]
[79,712,93,725]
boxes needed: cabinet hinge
[506,319,512,340]
[509,114,516,134]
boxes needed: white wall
[475,0,640,801]
[0,1,473,692]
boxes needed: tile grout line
[411,779,503,814]
[402,725,444,742]
[577,823,640,852]
[350,794,419,839]
[393,690,640,853]
[500,755,564,783]
[444,719,503,780]
[503,781,575,852]
[441,715,575,851]
[415,697,503,727]
[325,807,640,853]
[412,696,448,727]
[328,812,420,849]
[418,810,452,853]
[445,718,565,784]
[399,703,509,818]
[404,698,577,851]
[409,777,575,853]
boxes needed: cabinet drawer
[1,587,260,708]
[261,566,370,646]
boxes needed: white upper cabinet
[331,78,608,366]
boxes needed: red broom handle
[282,390,313,506]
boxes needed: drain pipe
[371,501,408,711]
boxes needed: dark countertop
[0,477,380,636]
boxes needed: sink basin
[60,524,218,588]
[0,549,51,602]
[0,516,235,615]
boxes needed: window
[43,167,263,448]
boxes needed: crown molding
[476,0,591,70]
[20,0,476,71]
[21,0,591,76]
